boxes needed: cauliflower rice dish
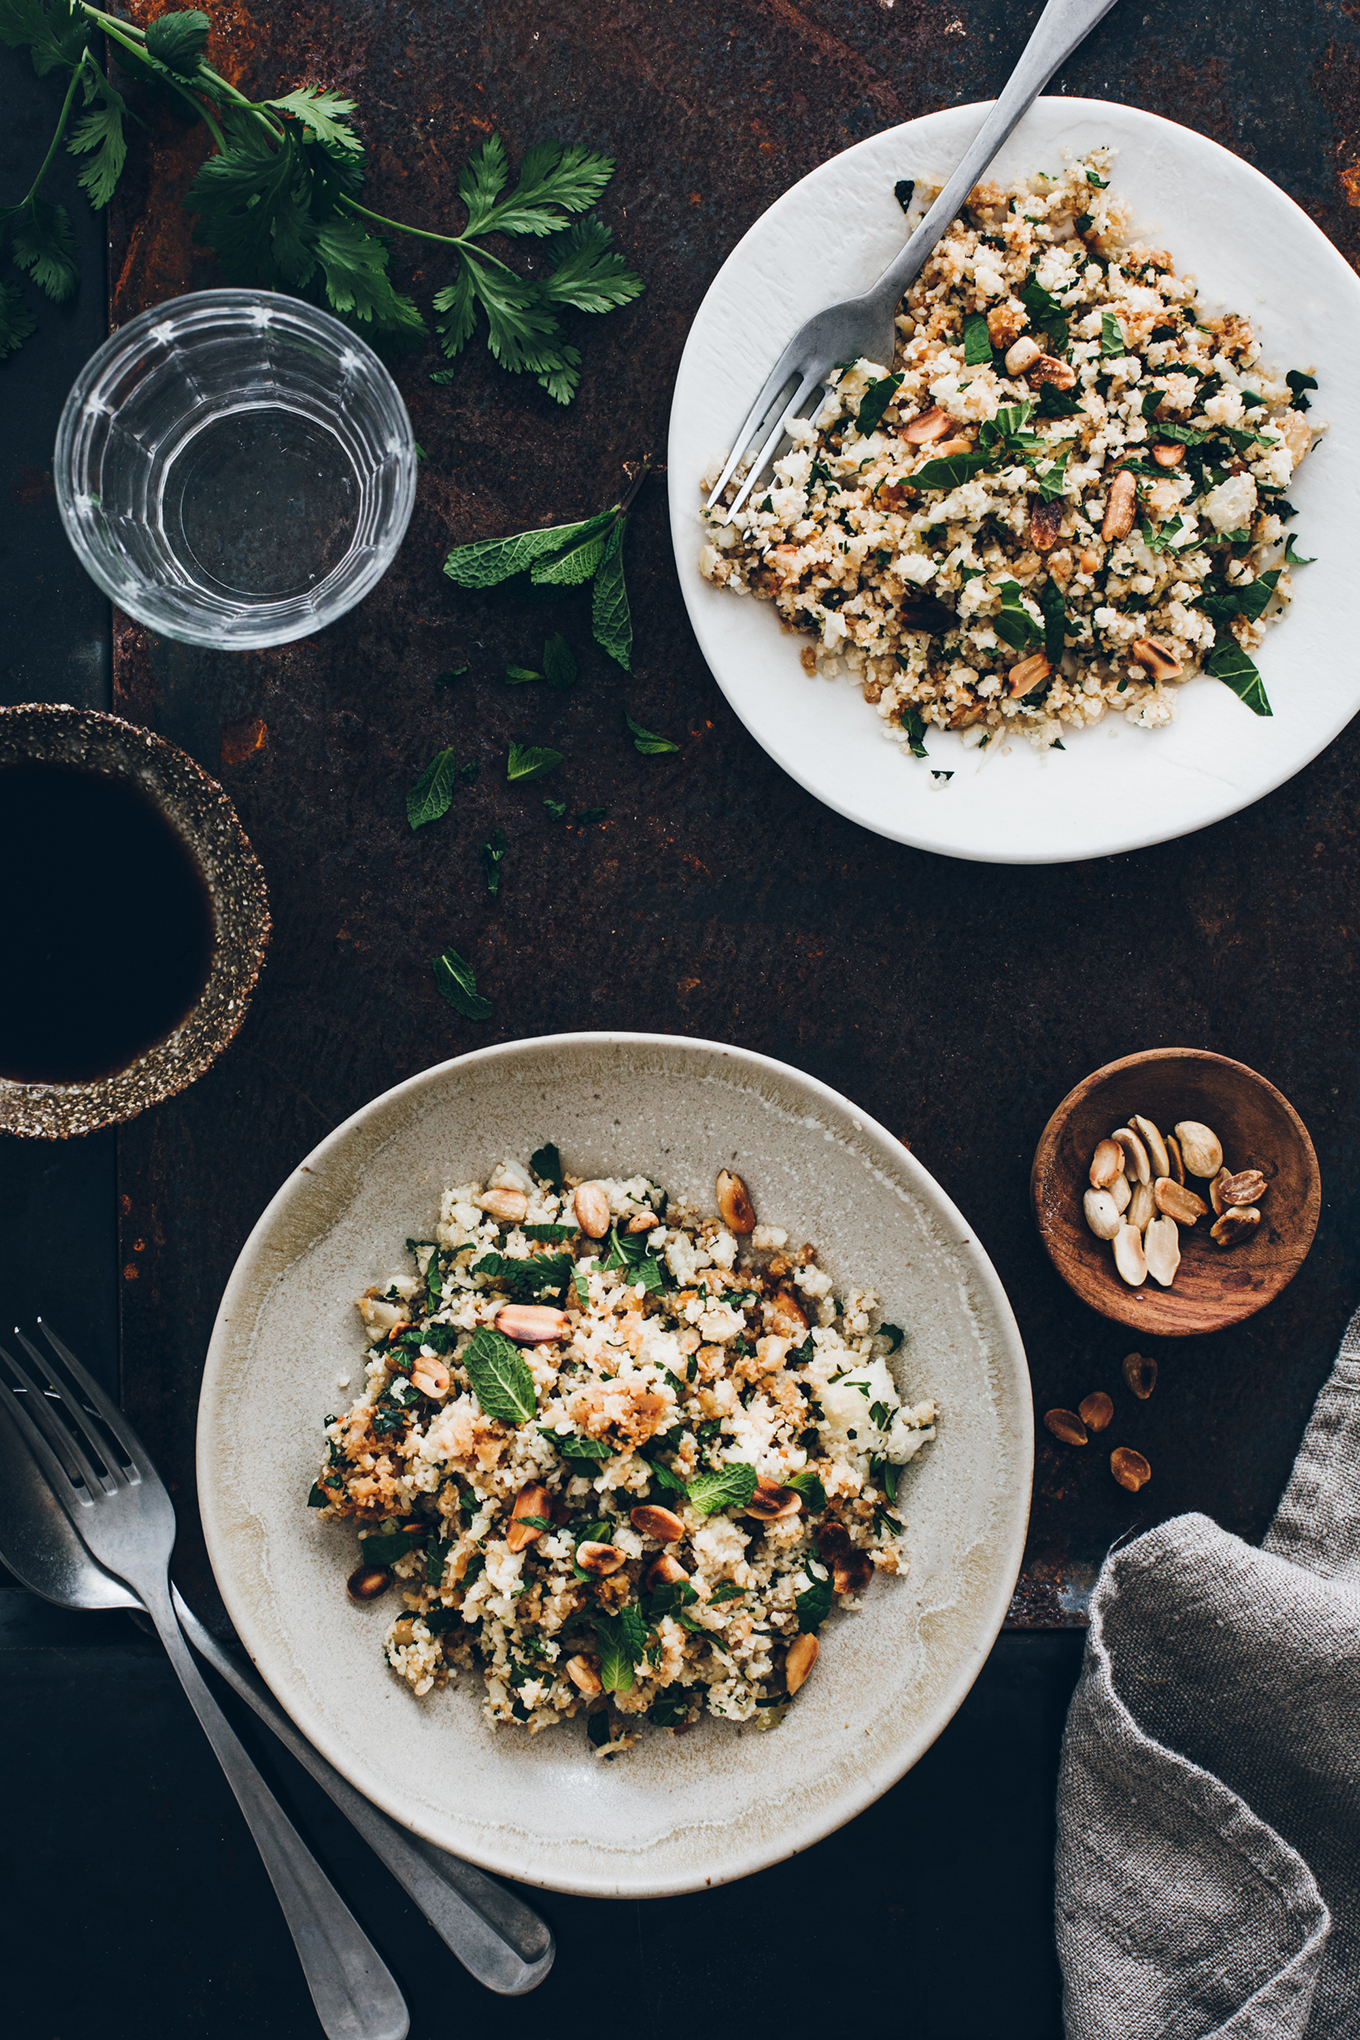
[309,1149,936,1751]
[700,148,1323,756]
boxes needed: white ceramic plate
[198,1034,1031,1898]
[669,98,1360,864]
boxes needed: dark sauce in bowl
[0,761,215,1083]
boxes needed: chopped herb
[480,826,507,896]
[1039,579,1066,665]
[785,1470,827,1513]
[1200,569,1281,626]
[426,1536,448,1585]
[1100,310,1125,356]
[406,748,458,831]
[877,1323,905,1353]
[507,741,564,782]
[1036,383,1080,419]
[463,1326,538,1424]
[435,666,468,686]
[931,769,953,782]
[1284,533,1316,565]
[894,177,915,213]
[994,579,1044,654]
[708,1580,744,1605]
[1286,369,1318,411]
[431,944,493,1019]
[472,1250,574,1299]
[625,709,680,755]
[574,804,606,824]
[962,313,993,366]
[459,760,480,782]
[543,797,568,820]
[1019,277,1068,352]
[592,1606,648,1692]
[855,371,904,436]
[901,706,929,758]
[910,449,991,490]
[795,1567,835,1633]
[359,1526,425,1564]
[307,1482,331,1507]
[538,1425,612,1459]
[1034,446,1069,504]
[687,1462,758,1517]
[1086,168,1108,188]
[523,1221,574,1241]
[1206,641,1271,717]
[1074,211,1093,234]
[529,1142,564,1190]
[505,664,541,685]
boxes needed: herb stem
[77,5,229,149]
[336,196,519,276]
[22,54,87,206]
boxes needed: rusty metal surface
[98,0,1360,1631]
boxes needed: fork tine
[722,364,825,523]
[13,1326,131,1487]
[0,1340,105,1505]
[704,335,810,511]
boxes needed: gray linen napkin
[1055,1310,1360,2038]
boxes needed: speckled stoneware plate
[668,97,1360,864]
[198,1034,1031,1898]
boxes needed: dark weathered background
[3,1,1359,2033]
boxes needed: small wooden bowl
[1031,1048,1320,1336]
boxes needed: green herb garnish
[592,1607,648,1692]
[855,371,903,436]
[529,1142,563,1190]
[795,1566,835,1633]
[431,944,493,1019]
[463,1325,538,1424]
[687,1462,758,1517]
[1206,641,1271,717]
[625,709,679,755]
[962,313,992,366]
[507,740,564,783]
[480,826,506,897]
[406,748,458,831]
[1100,310,1125,356]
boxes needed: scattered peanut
[1113,1223,1148,1287]
[1102,469,1137,541]
[629,1504,685,1542]
[574,1181,612,1238]
[1089,1138,1124,1189]
[1078,1392,1114,1432]
[565,1654,603,1696]
[785,1632,818,1693]
[1008,651,1051,696]
[1084,1188,1123,1241]
[646,1553,689,1588]
[770,1287,809,1336]
[1153,1178,1207,1225]
[901,405,953,444]
[832,1548,874,1594]
[1005,334,1042,375]
[1133,637,1183,682]
[1143,1215,1181,1287]
[1111,1447,1151,1492]
[625,1211,659,1232]
[576,1540,627,1575]
[716,1168,756,1234]
[1044,1408,1088,1446]
[1112,1127,1151,1185]
[410,1356,451,1398]
[1165,1135,1185,1186]
[745,1477,801,1521]
[1122,1351,1157,1399]
[1218,1169,1268,1207]
[1130,1116,1170,1179]
[479,1187,529,1224]
[1152,441,1186,467]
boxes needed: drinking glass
[54,290,416,650]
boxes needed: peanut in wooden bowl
[1031,1048,1320,1337]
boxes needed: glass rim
[54,288,417,651]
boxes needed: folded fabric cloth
[1055,1309,1360,2039]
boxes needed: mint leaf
[507,741,563,782]
[543,632,577,689]
[407,748,457,830]
[687,1462,757,1517]
[643,1456,688,1496]
[786,1470,827,1512]
[1034,446,1069,503]
[855,372,903,436]
[592,516,633,668]
[592,1606,647,1692]
[877,1323,905,1353]
[359,1527,425,1563]
[431,945,493,1019]
[530,1142,563,1189]
[144,7,209,75]
[1206,641,1271,716]
[901,706,928,758]
[962,314,992,366]
[464,1326,538,1424]
[480,826,506,896]
[1286,369,1318,410]
[445,516,601,589]
[625,709,678,756]
[543,797,568,820]
[909,450,990,491]
[1100,310,1125,357]
[307,1481,331,1507]
[1019,276,1068,352]
[795,1566,835,1633]
[529,509,615,585]
[1200,569,1280,626]
[0,279,37,360]
[505,665,542,684]
[1284,533,1315,565]
[538,1426,612,1459]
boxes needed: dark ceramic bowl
[0,704,270,1138]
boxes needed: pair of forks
[0,1322,550,2036]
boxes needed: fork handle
[869,0,1123,314]
[140,1580,409,2040]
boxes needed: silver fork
[705,0,1122,522]
[0,1321,408,2040]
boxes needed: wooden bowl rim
[1030,1047,1321,1337]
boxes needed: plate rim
[197,1029,1034,1897]
[668,94,1360,865]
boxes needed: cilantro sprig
[1,3,643,393]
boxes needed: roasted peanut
[576,1540,627,1575]
[1154,1178,1207,1225]
[1112,1127,1151,1184]
[745,1477,801,1521]
[1133,637,1184,682]
[1130,1116,1170,1179]
[347,1565,392,1601]
[832,1548,873,1594]
[1030,498,1064,551]
[1165,1135,1185,1186]
[1122,1351,1157,1399]
[1128,1180,1155,1231]
[1005,335,1042,375]
[626,1211,659,1232]
[1211,1207,1260,1247]
[646,1553,689,1588]
[1218,1169,1268,1207]
[785,1632,818,1693]
[1044,1408,1088,1447]
[565,1654,603,1695]
[411,1356,451,1398]
[506,1482,552,1553]
[1028,353,1077,390]
[479,1187,529,1224]
[630,1504,686,1542]
[1102,470,1137,542]
[1174,1122,1223,1177]
[1008,651,1051,696]
[1143,1215,1181,1287]
[770,1287,809,1337]
[1152,441,1186,467]
[716,1168,756,1234]
[1113,1223,1148,1287]
[1090,1138,1124,1188]
[495,1303,571,1343]
[574,1181,612,1238]
[1084,1189,1123,1241]
[901,405,953,444]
